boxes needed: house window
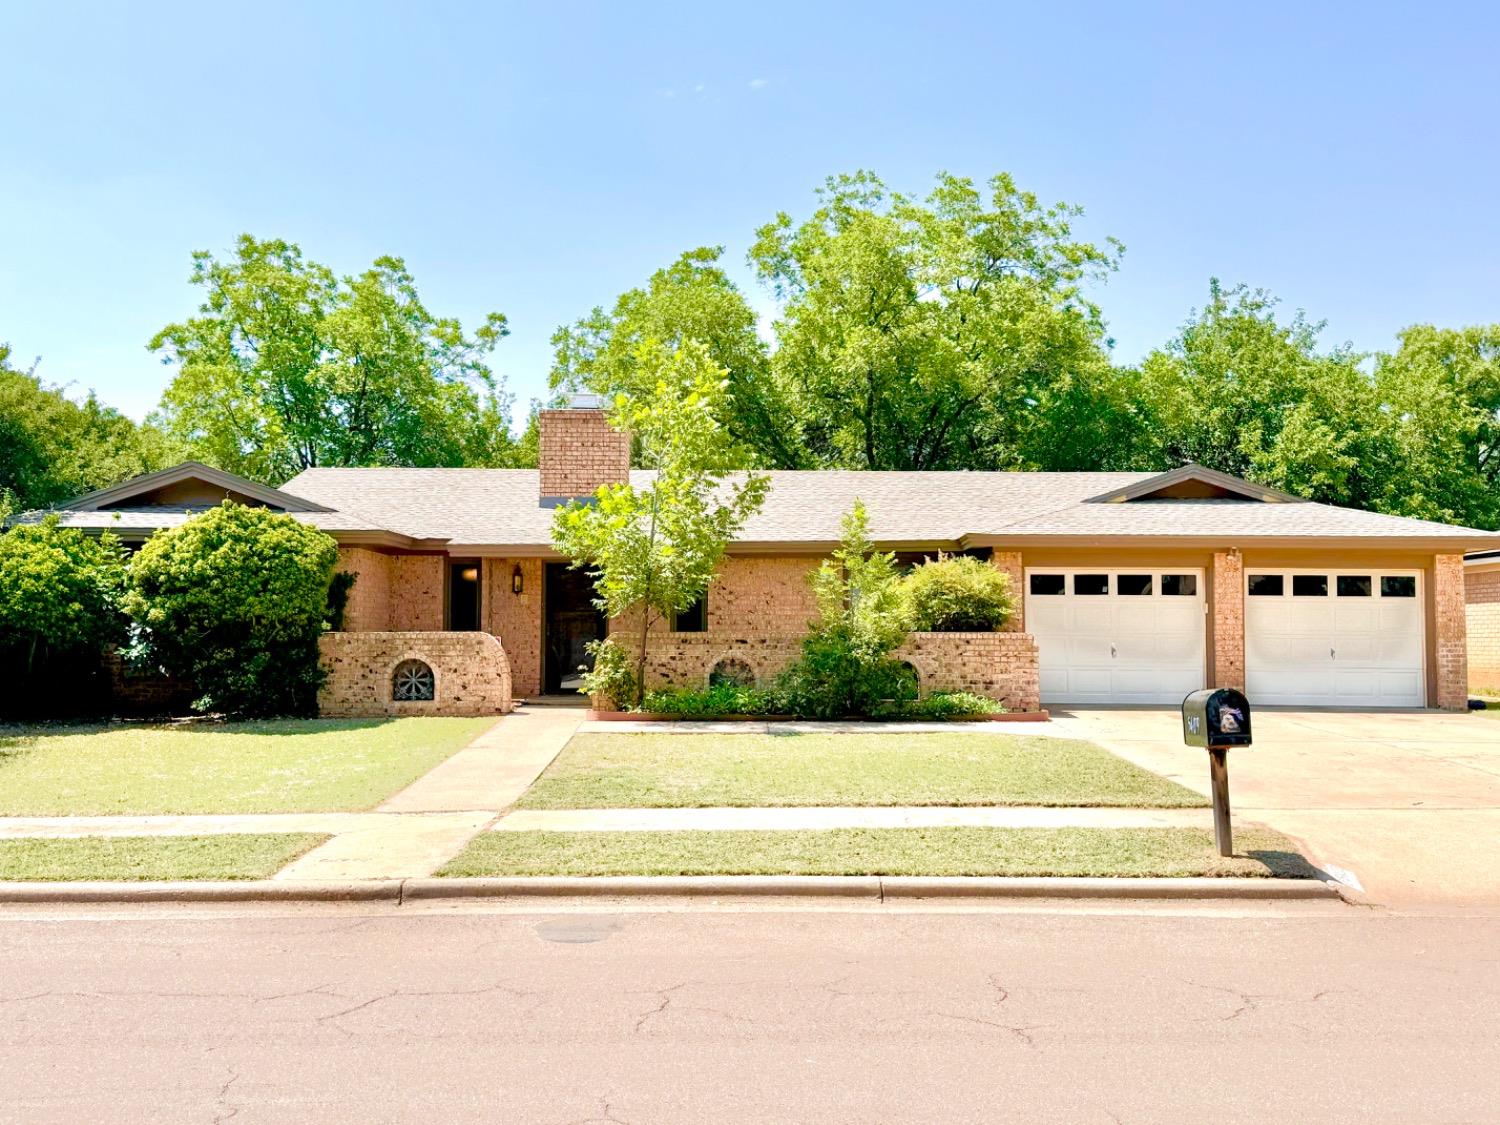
[1247,574,1283,596]
[1337,575,1372,597]
[1381,575,1417,598]
[708,658,754,688]
[1029,574,1066,596]
[448,561,482,631]
[673,596,707,633]
[392,659,435,701]
[1116,574,1153,596]
[1292,575,1328,597]
[1161,574,1197,596]
[1073,574,1109,596]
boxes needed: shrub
[578,637,640,711]
[903,555,1014,632]
[640,683,783,717]
[873,691,1005,720]
[325,570,357,631]
[123,503,339,717]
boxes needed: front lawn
[0,833,327,881]
[439,827,1311,878]
[0,717,495,815]
[517,731,1205,809]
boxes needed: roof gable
[61,462,332,514]
[1084,464,1307,505]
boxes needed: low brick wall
[318,632,513,718]
[636,630,1041,712]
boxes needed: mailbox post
[1181,688,1252,857]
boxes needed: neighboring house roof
[18,461,1498,553]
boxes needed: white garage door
[1026,569,1207,705]
[1245,570,1424,707]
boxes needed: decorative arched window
[893,661,921,701]
[392,659,436,701]
[708,658,755,689]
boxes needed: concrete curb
[0,875,1342,904]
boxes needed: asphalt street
[1,899,1497,1124]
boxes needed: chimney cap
[564,392,606,410]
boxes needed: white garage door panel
[1027,569,1207,705]
[1245,570,1424,708]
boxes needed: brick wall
[539,408,631,499]
[1211,549,1245,691]
[484,557,544,697]
[1468,567,1500,692]
[390,555,445,631]
[336,547,393,631]
[991,550,1024,632]
[318,631,512,718]
[1433,554,1469,709]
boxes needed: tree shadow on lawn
[0,716,399,748]
[1244,849,1329,880]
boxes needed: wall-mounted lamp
[512,564,524,595]
[459,566,479,583]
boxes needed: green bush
[578,637,640,710]
[640,683,784,717]
[123,503,339,717]
[902,555,1014,632]
[873,691,1006,720]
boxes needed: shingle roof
[275,467,1499,549]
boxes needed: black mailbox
[1182,688,1252,749]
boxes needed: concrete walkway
[492,806,1212,831]
[576,719,1071,736]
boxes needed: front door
[545,563,605,693]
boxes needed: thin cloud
[748,77,769,89]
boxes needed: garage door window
[1247,574,1283,596]
[1161,574,1197,596]
[1292,574,1328,597]
[1073,574,1109,596]
[1029,574,1065,596]
[1337,575,1372,597]
[1381,576,1417,597]
[1116,574,1153,596]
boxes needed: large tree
[550,247,804,467]
[1130,281,1396,508]
[1375,324,1500,529]
[0,342,176,513]
[151,236,527,484]
[749,170,1132,470]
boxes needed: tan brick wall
[539,408,631,498]
[898,632,1040,710]
[991,550,1024,632]
[484,557,544,697]
[318,631,512,717]
[1468,567,1500,692]
[1211,549,1245,691]
[390,555,445,631]
[335,548,393,631]
[1433,553,1469,709]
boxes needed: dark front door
[545,563,605,693]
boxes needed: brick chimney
[538,393,632,504]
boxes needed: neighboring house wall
[483,557,544,697]
[318,631,512,717]
[1469,566,1500,692]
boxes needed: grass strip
[0,717,495,815]
[518,732,1206,809]
[0,833,329,882]
[440,827,1312,878]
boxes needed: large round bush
[124,503,339,716]
[902,555,1014,632]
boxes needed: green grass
[0,717,495,815]
[0,833,328,881]
[439,827,1312,878]
[517,731,1206,809]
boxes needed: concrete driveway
[1047,707,1500,907]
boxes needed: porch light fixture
[459,566,479,583]
[512,564,524,595]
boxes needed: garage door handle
[1110,643,1117,658]
[1330,647,1336,659]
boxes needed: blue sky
[3,2,1497,426]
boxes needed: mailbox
[1182,688,1252,749]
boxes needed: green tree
[776,501,914,717]
[0,518,128,678]
[151,236,526,484]
[1375,324,1500,529]
[123,503,340,716]
[551,247,804,467]
[551,342,769,707]
[1131,281,1395,507]
[750,170,1131,470]
[0,342,176,512]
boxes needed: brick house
[1467,551,1500,694]
[31,400,1500,714]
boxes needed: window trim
[1243,568,1423,600]
[1023,567,1206,601]
[672,594,709,633]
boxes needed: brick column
[1433,553,1469,710]
[1211,549,1244,691]
[991,550,1024,632]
